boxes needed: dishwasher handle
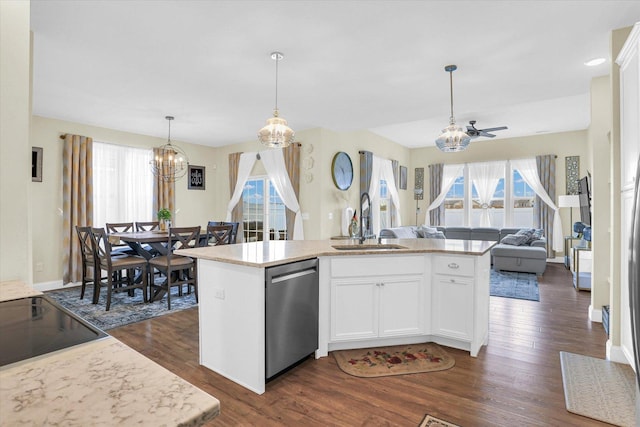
[271,268,317,284]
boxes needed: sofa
[379,226,547,275]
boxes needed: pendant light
[435,65,471,152]
[150,116,189,182]
[258,51,295,148]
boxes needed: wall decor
[188,165,205,190]
[565,155,580,195]
[414,167,424,200]
[32,147,43,182]
[399,166,407,190]
[331,151,353,190]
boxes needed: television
[578,176,591,226]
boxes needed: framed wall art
[188,165,205,190]
[32,147,43,182]
[565,155,580,195]
[399,166,407,190]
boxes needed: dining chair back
[148,226,200,310]
[76,226,97,302]
[207,221,239,244]
[135,221,160,232]
[89,227,148,311]
[206,224,234,246]
[105,222,136,256]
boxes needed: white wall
[0,1,32,283]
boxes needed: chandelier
[150,116,189,182]
[258,52,295,148]
[435,65,471,152]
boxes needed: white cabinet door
[331,278,378,341]
[432,275,473,341]
[378,276,424,337]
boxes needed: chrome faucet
[359,192,371,244]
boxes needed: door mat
[333,343,454,378]
[560,351,636,426]
[490,269,539,301]
[419,414,460,427]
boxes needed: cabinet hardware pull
[450,279,455,283]
[448,263,459,269]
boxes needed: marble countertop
[0,281,220,426]
[177,238,495,268]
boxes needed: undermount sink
[331,244,408,251]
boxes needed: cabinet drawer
[433,255,474,277]
[330,255,425,278]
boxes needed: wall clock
[331,151,353,191]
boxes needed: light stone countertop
[0,280,43,302]
[177,238,496,268]
[0,282,220,426]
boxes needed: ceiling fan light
[257,110,295,148]
[435,122,471,152]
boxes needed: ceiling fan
[466,120,508,139]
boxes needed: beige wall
[0,1,32,283]
[30,116,218,284]
[409,130,589,236]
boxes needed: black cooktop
[0,295,107,367]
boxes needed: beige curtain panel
[283,143,301,239]
[62,134,93,284]
[228,152,244,242]
[152,147,176,219]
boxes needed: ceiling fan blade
[479,132,497,138]
[466,125,475,132]
[478,126,508,132]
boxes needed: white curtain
[93,141,153,228]
[368,155,402,235]
[225,152,257,221]
[511,158,562,251]
[260,149,304,240]
[469,161,504,227]
[425,164,464,226]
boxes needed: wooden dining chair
[105,222,136,256]
[206,224,234,246]
[135,221,160,232]
[76,226,98,303]
[89,227,149,311]
[148,226,200,310]
[207,221,239,244]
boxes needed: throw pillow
[416,226,439,238]
[500,233,529,246]
[424,231,446,239]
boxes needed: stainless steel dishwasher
[265,258,319,379]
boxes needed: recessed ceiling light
[584,58,606,67]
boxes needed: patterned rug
[419,414,460,427]
[490,269,539,301]
[560,351,636,426]
[46,285,197,331]
[333,343,455,378]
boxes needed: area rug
[419,414,460,427]
[560,351,636,426]
[333,343,455,378]
[46,286,197,331]
[490,269,539,301]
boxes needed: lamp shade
[558,195,580,208]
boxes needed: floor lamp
[414,189,423,225]
[558,195,580,235]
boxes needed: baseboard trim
[607,341,633,365]
[33,280,80,292]
[589,305,602,323]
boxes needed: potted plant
[157,208,172,231]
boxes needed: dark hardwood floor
[109,263,610,426]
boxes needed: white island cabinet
[177,238,494,395]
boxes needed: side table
[564,236,582,269]
[572,246,592,291]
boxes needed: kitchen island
[178,238,494,395]
[0,281,220,426]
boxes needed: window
[379,179,390,229]
[242,177,287,242]
[93,142,153,228]
[442,161,535,228]
[444,175,465,226]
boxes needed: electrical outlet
[214,288,225,300]
[328,212,333,220]
[35,262,44,272]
